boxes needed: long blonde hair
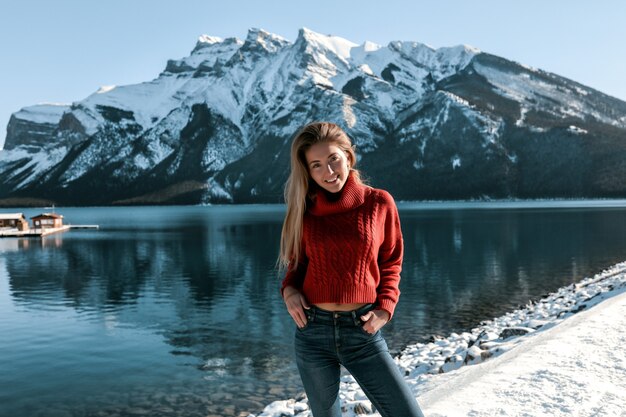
[278,121,365,270]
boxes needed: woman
[279,121,425,417]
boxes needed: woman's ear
[345,151,353,168]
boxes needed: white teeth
[325,175,339,183]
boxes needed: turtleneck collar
[308,171,369,216]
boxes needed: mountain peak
[296,27,358,60]
[191,35,241,54]
[198,35,223,45]
[438,43,481,56]
[13,103,69,123]
[96,85,116,94]
[242,27,289,53]
[361,40,382,52]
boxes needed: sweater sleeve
[280,240,308,298]
[376,192,403,319]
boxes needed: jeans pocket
[297,312,314,331]
[358,321,376,336]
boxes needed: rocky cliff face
[1,27,625,206]
[4,104,70,151]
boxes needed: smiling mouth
[324,175,339,184]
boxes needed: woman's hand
[283,286,310,328]
[360,309,390,334]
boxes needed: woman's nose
[326,164,334,174]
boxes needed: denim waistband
[306,303,377,326]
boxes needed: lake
[1,201,626,417]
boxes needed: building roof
[31,213,64,219]
[0,213,26,220]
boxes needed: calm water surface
[1,202,626,417]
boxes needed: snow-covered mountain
[2,27,626,206]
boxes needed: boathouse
[0,213,30,231]
[31,213,64,229]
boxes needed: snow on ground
[420,275,626,416]
[252,261,626,417]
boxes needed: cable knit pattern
[281,172,404,319]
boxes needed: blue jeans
[294,304,425,417]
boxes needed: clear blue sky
[2,0,625,148]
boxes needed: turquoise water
[1,202,625,417]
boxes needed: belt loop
[310,306,316,322]
[350,310,360,326]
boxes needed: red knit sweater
[281,172,403,318]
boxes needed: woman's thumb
[360,311,373,321]
[301,296,311,309]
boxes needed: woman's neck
[322,188,343,202]
[309,171,369,216]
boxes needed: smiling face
[304,142,352,193]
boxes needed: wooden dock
[0,224,99,238]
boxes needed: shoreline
[2,198,626,209]
[253,260,626,417]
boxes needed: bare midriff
[313,302,369,312]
